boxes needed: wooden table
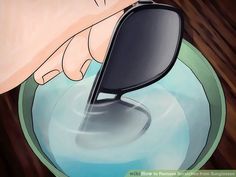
[0,0,235,176]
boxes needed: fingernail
[77,71,84,81]
[81,59,92,76]
[42,70,60,84]
[34,74,44,85]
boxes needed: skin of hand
[0,0,137,94]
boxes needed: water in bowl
[32,60,210,177]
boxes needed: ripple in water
[32,60,210,177]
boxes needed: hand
[0,0,137,93]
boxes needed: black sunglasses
[77,0,183,148]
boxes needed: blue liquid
[32,60,210,177]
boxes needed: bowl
[18,40,226,177]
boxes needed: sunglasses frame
[88,2,184,104]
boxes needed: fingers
[33,10,124,84]
[59,10,124,81]
[34,28,93,84]
[63,28,92,81]
[34,40,72,84]
[34,10,124,84]
[89,11,124,63]
[34,28,92,84]
[62,10,124,81]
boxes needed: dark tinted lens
[100,6,182,93]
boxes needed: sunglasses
[77,0,183,148]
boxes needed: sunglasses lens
[100,6,182,93]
